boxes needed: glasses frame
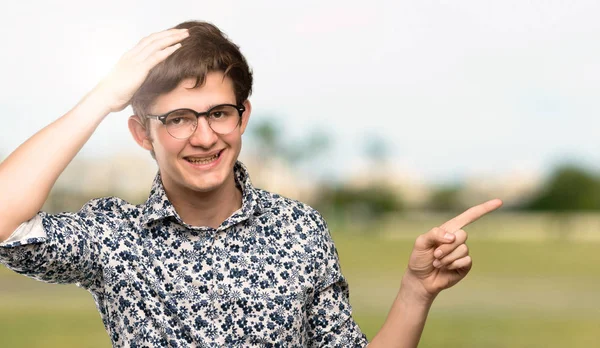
[146,103,246,139]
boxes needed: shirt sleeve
[0,202,105,288]
[307,211,369,348]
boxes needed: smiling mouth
[184,151,222,164]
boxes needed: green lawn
[1,232,599,347]
[335,235,600,347]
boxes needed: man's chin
[185,170,230,192]
[184,178,220,193]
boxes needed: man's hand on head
[92,28,189,114]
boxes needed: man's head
[128,20,253,197]
[131,20,253,128]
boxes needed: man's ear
[128,115,153,151]
[239,100,252,135]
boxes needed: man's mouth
[184,151,222,164]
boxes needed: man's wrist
[66,87,116,127]
[81,87,115,117]
[399,271,437,307]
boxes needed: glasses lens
[165,110,197,139]
[208,105,240,134]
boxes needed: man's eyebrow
[205,102,237,109]
[150,102,236,115]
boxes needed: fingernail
[434,249,443,258]
[433,260,441,268]
[444,233,454,241]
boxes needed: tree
[363,133,391,166]
[248,117,332,165]
[526,165,600,211]
[428,185,464,212]
[315,184,403,223]
[525,164,600,240]
[249,118,283,161]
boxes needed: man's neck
[163,173,243,229]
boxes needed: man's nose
[188,117,218,148]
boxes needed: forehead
[151,71,236,114]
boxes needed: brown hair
[131,20,253,126]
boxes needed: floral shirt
[0,162,368,347]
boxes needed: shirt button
[217,288,225,296]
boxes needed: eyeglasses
[146,104,245,139]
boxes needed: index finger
[440,198,503,232]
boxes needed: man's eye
[166,115,193,126]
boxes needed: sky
[1,0,599,184]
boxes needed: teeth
[187,153,219,164]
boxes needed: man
[0,20,502,347]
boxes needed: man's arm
[0,28,188,242]
[368,199,503,348]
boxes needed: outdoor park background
[2,1,600,347]
[2,128,600,348]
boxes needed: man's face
[146,71,250,196]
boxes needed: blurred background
[1,0,600,347]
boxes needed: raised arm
[0,28,188,241]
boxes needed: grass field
[335,234,600,348]
[1,221,599,347]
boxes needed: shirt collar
[140,161,263,228]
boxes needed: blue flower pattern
[0,162,368,347]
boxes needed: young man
[0,21,502,347]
